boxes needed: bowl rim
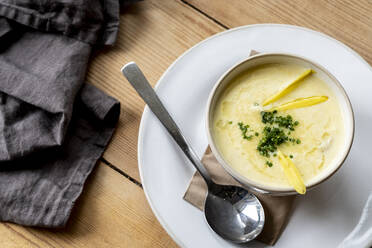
[205,52,355,195]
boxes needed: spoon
[121,62,265,243]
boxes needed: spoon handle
[121,62,213,185]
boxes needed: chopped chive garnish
[289,155,293,159]
[256,111,301,157]
[237,111,301,158]
[266,161,273,167]
[238,122,254,140]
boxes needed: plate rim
[137,23,372,247]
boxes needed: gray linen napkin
[0,0,121,45]
[0,0,133,227]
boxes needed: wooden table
[2,1,371,247]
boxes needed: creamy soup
[212,63,344,189]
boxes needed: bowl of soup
[206,53,354,195]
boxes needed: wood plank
[0,224,39,247]
[86,0,224,181]
[0,163,177,247]
[185,0,372,65]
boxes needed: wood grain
[86,0,224,182]
[185,0,372,65]
[0,163,176,248]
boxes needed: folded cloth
[0,83,119,227]
[0,17,11,37]
[184,147,296,246]
[0,0,123,45]
[0,19,91,161]
[0,0,133,227]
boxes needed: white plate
[138,24,372,247]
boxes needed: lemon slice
[272,96,328,111]
[277,150,306,194]
[263,69,313,106]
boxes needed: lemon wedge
[263,69,313,106]
[271,96,328,111]
[277,150,306,194]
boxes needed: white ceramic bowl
[206,53,354,195]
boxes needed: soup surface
[212,63,344,189]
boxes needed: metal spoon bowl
[205,184,264,242]
[122,62,265,243]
